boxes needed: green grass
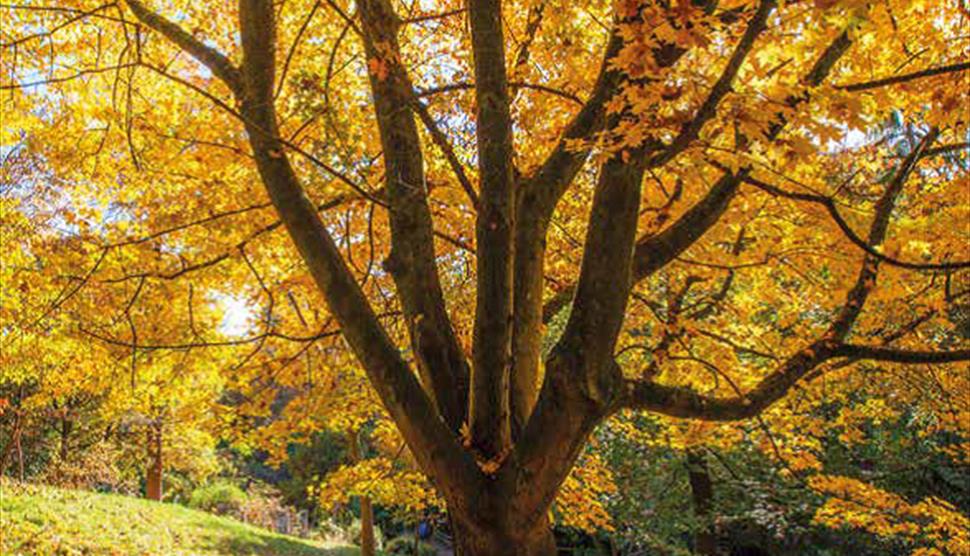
[0,481,361,556]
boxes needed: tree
[3,0,968,553]
[0,160,225,497]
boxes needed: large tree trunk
[450,511,557,556]
[145,423,163,501]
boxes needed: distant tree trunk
[360,495,375,556]
[145,422,163,501]
[59,417,73,462]
[0,437,10,477]
[2,386,26,480]
[15,424,25,481]
[347,430,376,556]
[0,409,22,478]
[687,449,718,556]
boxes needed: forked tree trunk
[145,423,163,501]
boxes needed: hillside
[0,482,360,556]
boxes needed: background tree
[0,166,226,497]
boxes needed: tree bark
[450,511,557,556]
[687,449,718,556]
[360,495,376,556]
[59,417,73,462]
[145,423,163,501]
[358,0,470,433]
[467,0,516,459]
[15,421,25,481]
[0,406,22,478]
[347,430,376,556]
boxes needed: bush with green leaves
[384,536,436,556]
[188,480,248,516]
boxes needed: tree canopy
[2,0,969,553]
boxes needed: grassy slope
[0,481,360,556]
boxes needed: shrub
[236,483,311,536]
[39,442,135,494]
[188,480,247,515]
[346,517,384,550]
[384,536,436,556]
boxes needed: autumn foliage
[2,0,969,554]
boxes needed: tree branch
[621,129,962,423]
[416,81,583,105]
[233,0,483,502]
[358,0,470,433]
[508,0,711,437]
[124,0,242,93]
[621,340,969,421]
[509,151,648,532]
[468,0,515,458]
[734,147,968,272]
[508,26,626,438]
[834,344,970,364]
[275,0,321,99]
[509,1,545,104]
[837,61,970,92]
[410,95,479,208]
[648,0,775,168]
[542,31,854,323]
[828,128,940,339]
[542,171,743,322]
